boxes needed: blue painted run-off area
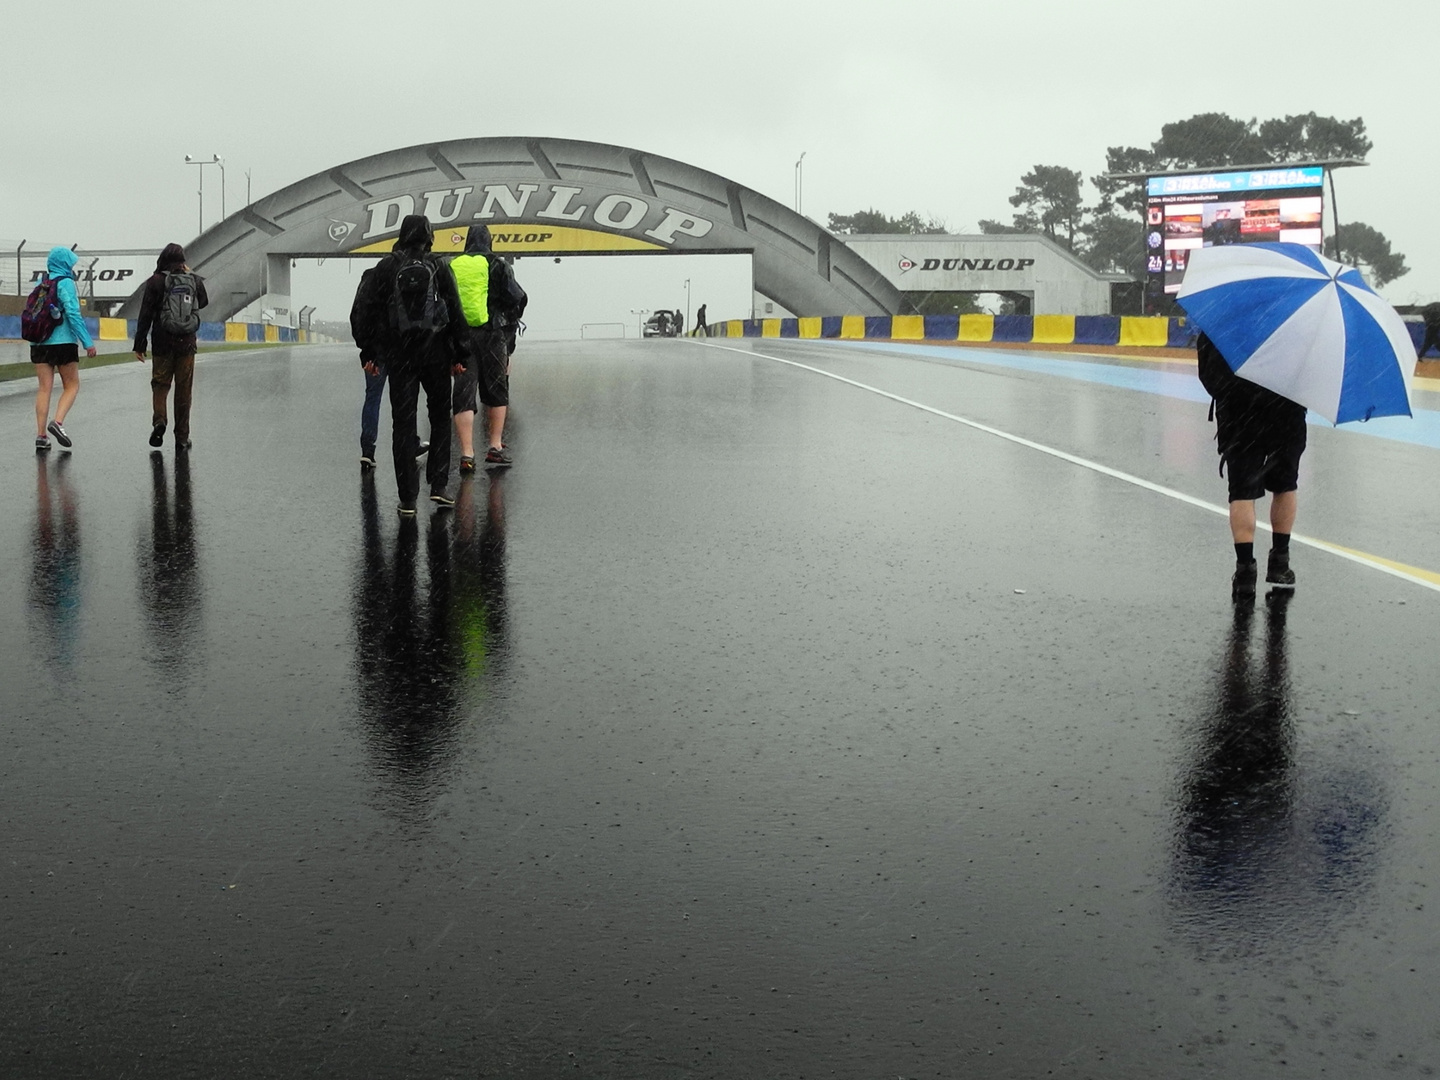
[828,338,1440,450]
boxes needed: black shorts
[454,326,509,413]
[1226,438,1306,502]
[31,343,79,367]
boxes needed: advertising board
[1144,167,1325,306]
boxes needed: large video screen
[1144,166,1325,306]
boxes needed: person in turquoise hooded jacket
[31,246,97,453]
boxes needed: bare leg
[1269,491,1297,535]
[486,405,507,450]
[34,365,55,437]
[454,409,476,460]
[1228,499,1256,544]
[53,362,79,424]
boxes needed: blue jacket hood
[47,246,78,278]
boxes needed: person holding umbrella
[1179,242,1416,599]
[1197,332,1305,598]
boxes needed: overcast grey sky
[2,0,1431,322]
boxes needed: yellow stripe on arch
[351,225,663,255]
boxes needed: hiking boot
[397,502,417,517]
[149,423,166,448]
[360,449,377,469]
[1266,549,1296,589]
[459,455,476,475]
[35,436,51,453]
[1232,560,1258,599]
[430,488,456,509]
[484,445,512,466]
[46,420,72,448]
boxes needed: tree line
[828,112,1408,288]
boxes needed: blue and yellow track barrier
[703,313,1205,351]
[2,315,312,345]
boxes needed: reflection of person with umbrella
[1180,243,1415,598]
[1169,592,1387,957]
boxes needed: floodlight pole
[15,239,24,296]
[185,153,222,232]
[794,151,807,214]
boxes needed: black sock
[1272,533,1290,554]
[1235,542,1254,564]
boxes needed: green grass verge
[0,341,314,384]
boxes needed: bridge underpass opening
[285,249,755,341]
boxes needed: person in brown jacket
[133,244,209,449]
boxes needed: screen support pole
[1327,169,1344,266]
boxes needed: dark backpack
[20,275,64,343]
[387,254,448,335]
[157,271,201,335]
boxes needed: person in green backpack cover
[134,244,209,450]
[448,225,527,470]
[29,246,97,452]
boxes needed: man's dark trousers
[387,361,451,505]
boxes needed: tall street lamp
[794,151,807,215]
[184,154,222,234]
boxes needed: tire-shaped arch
[120,137,903,322]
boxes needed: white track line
[695,338,1440,596]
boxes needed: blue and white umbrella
[1177,242,1414,424]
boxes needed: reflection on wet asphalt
[1,340,1437,1078]
[353,469,508,819]
[29,454,82,673]
[1170,591,1386,959]
[137,451,201,679]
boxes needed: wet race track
[2,337,1439,1078]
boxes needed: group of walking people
[350,215,527,516]
[28,244,205,454]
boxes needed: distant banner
[352,224,663,255]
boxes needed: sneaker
[177,439,193,451]
[35,436,51,453]
[1266,550,1296,589]
[458,456,476,474]
[397,502,417,517]
[430,488,456,508]
[46,420,72,448]
[415,440,430,459]
[149,423,166,448]
[360,450,377,469]
[484,445,512,466]
[1232,560,1258,599]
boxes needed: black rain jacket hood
[396,214,434,253]
[465,225,492,254]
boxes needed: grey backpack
[158,271,201,335]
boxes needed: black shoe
[360,450,377,469]
[484,445,512,466]
[1232,560,1258,599]
[46,420,72,448]
[149,423,166,448]
[1266,550,1296,589]
[415,440,430,459]
[35,436,51,453]
[397,502,417,517]
[430,488,456,509]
